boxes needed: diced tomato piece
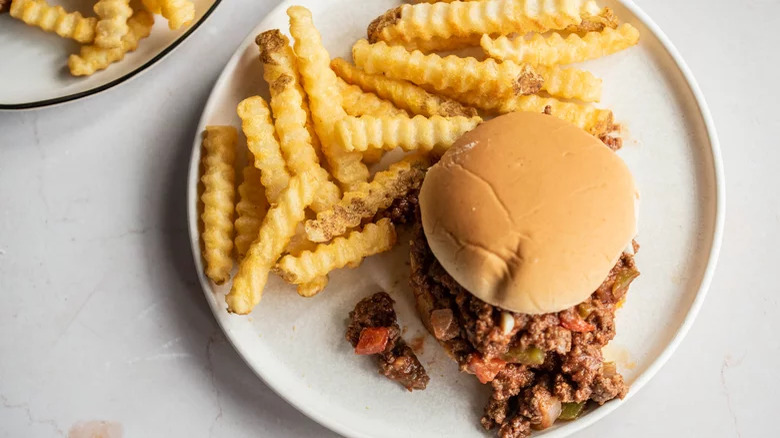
[355,327,389,355]
[559,310,596,332]
[468,355,507,384]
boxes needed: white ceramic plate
[187,1,725,437]
[0,0,220,109]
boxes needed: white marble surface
[0,0,775,437]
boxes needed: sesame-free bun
[419,112,638,315]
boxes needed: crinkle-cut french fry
[537,65,602,102]
[285,225,319,256]
[234,165,268,259]
[305,154,429,243]
[332,58,477,118]
[296,276,329,298]
[367,0,582,45]
[338,78,409,118]
[236,96,291,204]
[481,23,639,66]
[352,40,542,98]
[361,148,384,165]
[435,88,614,136]
[93,0,132,49]
[140,0,161,14]
[68,10,153,76]
[256,30,341,213]
[335,115,481,154]
[255,31,325,170]
[396,34,482,53]
[10,0,96,43]
[200,126,237,285]
[274,218,397,286]
[504,95,614,136]
[566,5,618,33]
[288,6,368,192]
[159,0,194,30]
[226,172,320,315]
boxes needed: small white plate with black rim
[186,1,725,437]
[0,0,221,110]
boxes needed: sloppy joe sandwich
[410,111,640,437]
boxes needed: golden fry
[335,115,481,153]
[361,148,385,165]
[567,4,618,33]
[393,34,482,53]
[226,172,320,315]
[288,6,368,191]
[140,0,161,14]
[159,0,194,30]
[93,0,132,49]
[507,95,614,136]
[537,65,602,102]
[305,154,430,242]
[236,96,291,204]
[68,10,153,76]
[481,23,639,66]
[274,218,397,286]
[435,88,613,136]
[286,225,319,256]
[10,0,96,43]
[332,58,477,118]
[296,276,330,298]
[338,78,409,118]
[234,165,268,259]
[200,126,237,285]
[256,29,341,213]
[368,0,581,46]
[352,39,542,98]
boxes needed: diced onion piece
[500,311,515,335]
[533,397,562,430]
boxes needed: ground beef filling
[347,292,430,391]
[409,198,636,438]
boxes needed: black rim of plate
[0,0,222,111]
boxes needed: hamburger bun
[419,112,638,315]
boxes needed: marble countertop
[0,0,776,436]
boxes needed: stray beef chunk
[346,292,430,391]
[0,0,9,14]
[378,342,429,391]
[407,190,636,438]
[346,292,397,345]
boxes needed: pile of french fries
[199,0,640,315]
[6,0,196,76]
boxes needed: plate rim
[0,0,223,111]
[185,0,726,436]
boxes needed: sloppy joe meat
[347,292,430,391]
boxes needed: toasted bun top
[419,112,638,314]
